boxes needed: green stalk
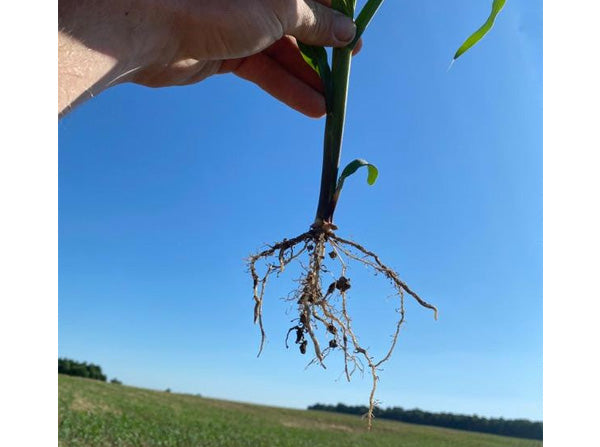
[313,46,353,226]
[313,0,381,227]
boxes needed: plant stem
[314,46,353,226]
[350,0,385,50]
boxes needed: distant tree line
[307,403,542,440]
[58,358,107,382]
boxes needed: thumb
[281,0,356,47]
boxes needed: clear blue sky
[58,0,542,421]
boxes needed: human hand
[59,0,360,117]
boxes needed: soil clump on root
[248,223,438,430]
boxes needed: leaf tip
[367,165,378,185]
[447,59,456,72]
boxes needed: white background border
[2,1,599,445]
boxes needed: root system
[248,223,437,430]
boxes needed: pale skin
[58,0,362,119]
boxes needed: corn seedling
[249,0,506,430]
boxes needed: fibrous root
[247,224,437,430]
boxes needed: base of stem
[311,218,339,233]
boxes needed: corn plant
[249,0,506,430]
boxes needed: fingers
[278,0,356,47]
[219,31,364,119]
[263,36,324,93]
[353,37,363,55]
[231,52,326,118]
[263,35,363,91]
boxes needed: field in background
[59,374,542,447]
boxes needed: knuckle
[271,0,299,29]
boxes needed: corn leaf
[336,159,378,196]
[298,43,323,74]
[332,0,354,16]
[297,42,332,97]
[453,0,506,60]
[351,0,385,49]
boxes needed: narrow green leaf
[350,0,385,49]
[453,0,506,60]
[297,42,332,105]
[336,159,379,196]
[298,43,319,73]
[332,0,354,17]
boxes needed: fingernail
[333,16,356,44]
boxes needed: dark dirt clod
[300,340,307,354]
[335,276,351,292]
[326,282,336,296]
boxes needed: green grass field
[59,374,542,447]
